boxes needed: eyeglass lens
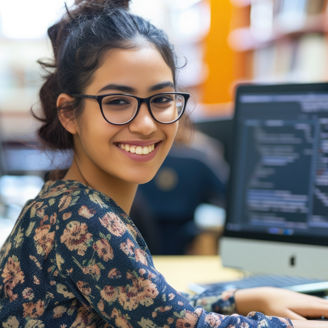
[100,93,185,124]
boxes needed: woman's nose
[128,102,157,135]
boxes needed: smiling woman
[0,0,328,327]
[56,45,180,211]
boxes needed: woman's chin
[128,173,157,185]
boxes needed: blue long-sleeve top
[0,180,293,327]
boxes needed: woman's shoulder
[45,180,147,261]
[39,179,122,212]
[19,178,138,249]
[19,179,129,228]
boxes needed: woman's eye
[103,97,131,106]
[152,95,174,104]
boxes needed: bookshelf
[230,0,328,83]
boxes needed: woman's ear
[57,93,78,134]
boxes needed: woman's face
[70,45,179,186]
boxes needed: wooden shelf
[230,0,328,82]
[230,13,328,51]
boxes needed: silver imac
[220,82,328,281]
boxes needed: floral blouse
[0,180,293,327]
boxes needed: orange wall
[202,0,235,104]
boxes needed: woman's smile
[116,140,161,162]
[116,141,157,155]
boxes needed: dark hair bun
[47,0,131,60]
[73,0,130,10]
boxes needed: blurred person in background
[132,114,228,254]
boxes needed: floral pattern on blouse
[0,180,293,328]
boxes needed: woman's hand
[235,287,328,320]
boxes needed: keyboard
[189,275,328,297]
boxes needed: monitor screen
[220,82,328,279]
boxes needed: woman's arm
[54,191,292,327]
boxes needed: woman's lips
[118,143,155,155]
[115,141,161,162]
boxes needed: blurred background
[0,0,327,254]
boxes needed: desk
[153,255,243,292]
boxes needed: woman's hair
[36,0,177,150]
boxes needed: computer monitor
[220,82,328,280]
[0,142,72,211]
[0,116,5,178]
[2,142,72,176]
[0,140,4,179]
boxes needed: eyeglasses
[71,92,190,125]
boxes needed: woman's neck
[64,157,138,214]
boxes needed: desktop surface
[152,255,242,292]
[153,256,328,298]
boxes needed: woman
[0,1,327,327]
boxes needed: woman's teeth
[119,143,155,155]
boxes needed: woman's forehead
[86,46,174,93]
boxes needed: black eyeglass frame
[71,92,190,125]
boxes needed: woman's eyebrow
[98,84,135,93]
[149,81,175,92]
[98,81,175,94]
